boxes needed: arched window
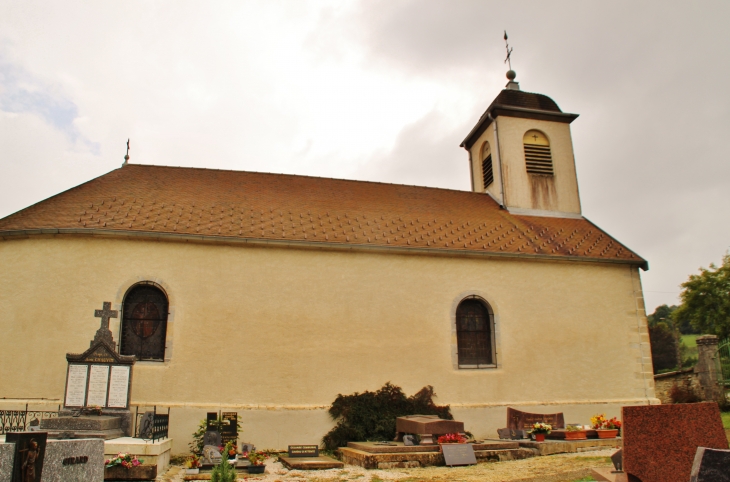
[120,283,169,361]
[481,141,494,189]
[523,130,553,175]
[456,298,495,367]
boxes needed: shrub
[210,442,236,482]
[322,382,451,450]
[669,380,702,404]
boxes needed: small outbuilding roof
[0,164,647,269]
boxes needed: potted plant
[245,450,269,474]
[591,414,621,438]
[564,425,587,440]
[529,422,552,442]
[184,454,202,475]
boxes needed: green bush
[322,382,452,450]
[211,442,236,482]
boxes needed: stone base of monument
[339,441,535,469]
[590,467,628,482]
[104,464,157,481]
[0,436,105,482]
[104,437,172,474]
[40,415,124,440]
[505,437,621,456]
[279,455,345,470]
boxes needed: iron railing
[718,338,730,389]
[0,405,60,434]
[134,406,169,442]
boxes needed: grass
[681,334,699,367]
[722,411,730,429]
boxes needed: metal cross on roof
[94,301,118,331]
[504,31,513,70]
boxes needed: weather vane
[504,31,513,70]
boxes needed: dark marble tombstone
[611,448,623,472]
[622,402,729,482]
[203,431,222,448]
[220,412,238,446]
[506,407,565,431]
[6,432,48,482]
[395,415,465,445]
[137,411,154,439]
[689,447,730,482]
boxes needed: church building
[0,72,657,452]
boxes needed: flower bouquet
[437,433,467,444]
[529,422,552,442]
[105,452,143,469]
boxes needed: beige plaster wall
[469,117,581,214]
[0,235,654,452]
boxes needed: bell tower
[460,58,582,218]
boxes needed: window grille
[523,130,553,175]
[456,299,494,367]
[120,283,168,361]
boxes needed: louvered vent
[524,143,553,175]
[482,155,494,188]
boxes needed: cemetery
[1,29,730,482]
[1,304,728,481]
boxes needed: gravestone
[622,402,729,482]
[689,447,730,482]
[201,445,222,466]
[137,411,154,439]
[506,407,565,430]
[203,431,221,448]
[6,432,47,482]
[497,428,528,440]
[41,302,135,438]
[0,436,104,482]
[287,445,319,457]
[395,415,465,445]
[441,444,477,467]
[611,448,623,472]
[220,412,238,446]
[402,434,418,446]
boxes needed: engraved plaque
[86,365,110,407]
[107,365,130,408]
[65,364,88,407]
[288,445,319,457]
[441,443,477,466]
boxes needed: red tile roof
[0,164,647,269]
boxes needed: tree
[647,304,677,329]
[674,254,730,340]
[649,322,679,373]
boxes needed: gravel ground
[158,449,614,482]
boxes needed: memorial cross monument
[40,302,136,438]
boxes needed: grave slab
[488,437,621,456]
[622,402,729,482]
[347,440,519,453]
[104,436,172,474]
[689,447,730,482]
[279,455,344,470]
[339,445,536,469]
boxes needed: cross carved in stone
[92,301,119,349]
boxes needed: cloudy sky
[1,1,728,313]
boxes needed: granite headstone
[203,431,221,448]
[622,402,729,482]
[506,407,565,430]
[0,438,103,482]
[689,447,730,482]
